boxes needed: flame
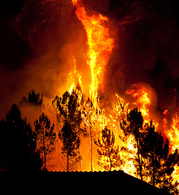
[162,110,179,184]
[163,110,179,152]
[72,0,114,107]
[126,84,151,119]
[43,1,179,189]
[69,57,83,94]
[168,113,179,151]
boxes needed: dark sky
[1,0,179,118]
[0,0,28,69]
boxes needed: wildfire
[69,57,83,94]
[126,84,151,119]
[162,110,179,185]
[168,113,179,152]
[163,110,179,152]
[44,0,179,190]
[72,0,114,107]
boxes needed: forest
[0,88,179,195]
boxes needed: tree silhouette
[34,113,56,171]
[59,121,80,172]
[121,108,144,180]
[0,104,42,171]
[140,121,179,194]
[84,97,94,172]
[52,89,87,171]
[28,90,43,106]
[52,90,86,135]
[19,90,43,108]
[94,127,122,171]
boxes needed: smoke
[0,0,89,118]
[1,0,179,119]
[103,0,179,115]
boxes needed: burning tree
[52,89,86,135]
[59,121,80,172]
[52,89,87,171]
[94,127,122,171]
[120,108,144,180]
[120,106,179,194]
[140,121,179,194]
[34,113,56,171]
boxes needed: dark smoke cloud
[0,0,28,70]
[1,0,179,119]
[102,0,179,115]
[0,0,89,118]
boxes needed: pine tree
[0,104,42,171]
[52,90,86,136]
[34,113,56,171]
[19,90,43,107]
[140,121,179,194]
[59,121,80,172]
[28,90,43,105]
[120,108,144,180]
[52,89,87,171]
[94,127,122,171]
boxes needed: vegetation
[94,127,122,171]
[0,104,42,171]
[34,113,56,171]
[120,108,144,180]
[59,121,80,172]
[0,89,178,194]
[121,108,179,194]
[140,121,179,194]
[52,89,86,171]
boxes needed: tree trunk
[67,153,69,172]
[89,112,93,172]
[109,154,112,171]
[137,139,143,181]
[90,124,93,172]
[42,135,46,171]
[152,152,155,186]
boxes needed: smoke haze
[1,0,179,119]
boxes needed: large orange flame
[72,0,114,107]
[126,84,151,119]
[162,110,179,184]
[69,57,83,94]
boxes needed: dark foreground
[0,170,169,194]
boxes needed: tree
[0,104,42,171]
[120,108,144,180]
[59,121,80,172]
[19,90,43,108]
[52,90,86,135]
[140,121,179,194]
[94,127,122,171]
[52,89,87,171]
[85,97,94,172]
[34,113,56,171]
[28,90,43,106]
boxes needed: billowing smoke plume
[1,0,179,120]
[0,0,89,118]
[104,0,179,116]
